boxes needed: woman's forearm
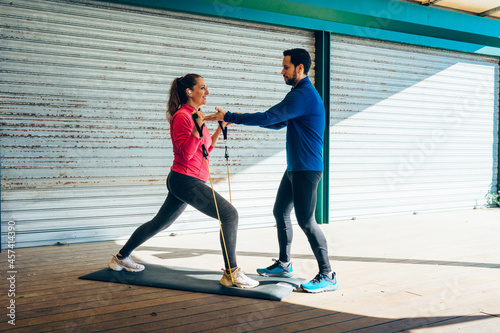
[211,124,223,147]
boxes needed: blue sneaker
[301,272,338,293]
[257,259,294,277]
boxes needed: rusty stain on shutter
[0,0,314,247]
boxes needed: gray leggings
[273,170,332,274]
[119,171,238,270]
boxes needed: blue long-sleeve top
[224,76,325,171]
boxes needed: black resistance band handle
[218,121,228,140]
[218,121,229,160]
[192,113,204,136]
[192,113,208,159]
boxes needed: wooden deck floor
[2,208,500,332]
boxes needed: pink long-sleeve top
[170,104,213,182]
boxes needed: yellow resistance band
[226,160,232,204]
[205,159,234,285]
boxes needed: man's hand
[205,107,226,122]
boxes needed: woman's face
[187,77,209,109]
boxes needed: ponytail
[166,78,182,121]
[166,74,202,122]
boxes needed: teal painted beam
[199,0,500,47]
[100,0,500,57]
[288,0,498,41]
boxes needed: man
[206,48,337,293]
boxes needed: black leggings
[273,170,332,274]
[119,171,238,270]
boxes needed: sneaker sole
[257,271,294,278]
[301,284,339,293]
[234,282,260,288]
[220,280,259,288]
[108,263,144,272]
[123,267,145,272]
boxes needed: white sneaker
[220,267,259,288]
[108,255,145,272]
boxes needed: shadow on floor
[135,246,500,269]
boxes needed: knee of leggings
[273,206,288,221]
[273,207,280,220]
[221,205,238,223]
[298,218,317,234]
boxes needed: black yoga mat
[79,264,304,301]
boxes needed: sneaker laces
[222,268,254,283]
[266,258,281,270]
[310,273,329,284]
[121,256,140,268]
[232,268,249,281]
[267,258,290,270]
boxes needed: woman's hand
[191,109,205,138]
[192,109,205,126]
[205,107,226,122]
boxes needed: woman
[108,74,259,289]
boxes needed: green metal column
[314,30,331,224]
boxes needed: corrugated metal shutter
[0,0,314,247]
[329,35,499,219]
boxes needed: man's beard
[284,69,298,86]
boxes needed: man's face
[281,56,298,86]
